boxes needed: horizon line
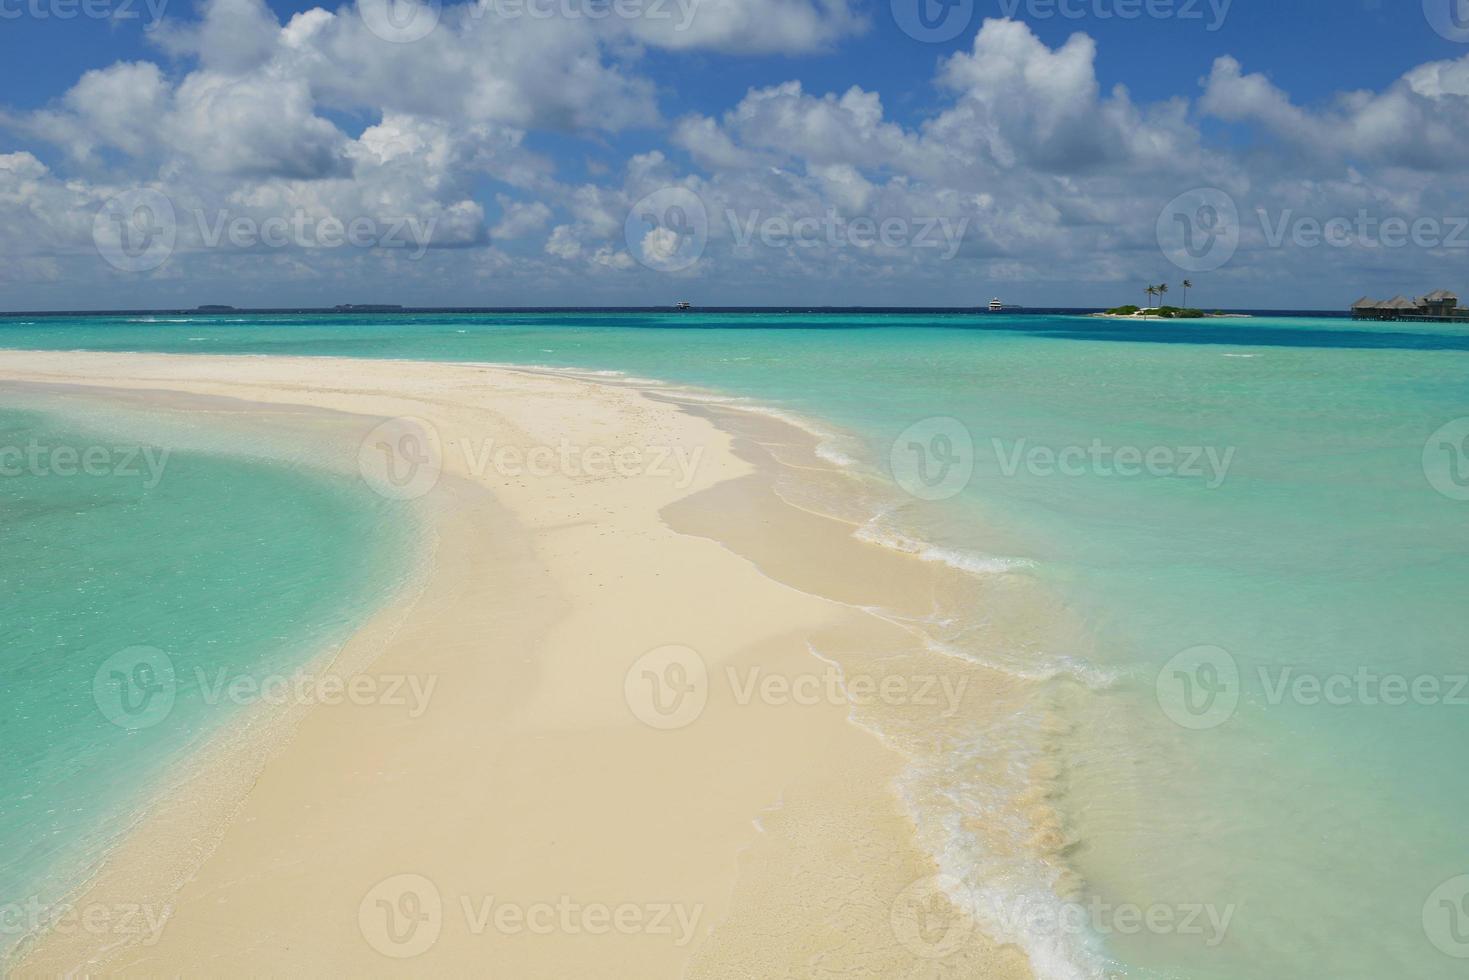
[0,305,1350,317]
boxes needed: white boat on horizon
[989,297,1004,312]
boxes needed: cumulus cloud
[622,0,866,54]
[492,197,554,239]
[170,71,351,179]
[19,62,171,166]
[533,19,1469,304]
[0,153,99,262]
[588,19,1213,294]
[927,19,1200,175]
[4,13,1469,307]
[1201,51,1469,172]
[153,0,282,73]
[544,224,583,259]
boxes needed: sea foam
[855,518,1035,576]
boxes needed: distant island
[195,304,236,312]
[334,304,404,312]
[1093,305,1251,320]
[1092,280,1250,319]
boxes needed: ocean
[2,310,1466,978]
[0,382,411,964]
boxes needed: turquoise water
[3,311,1467,977]
[0,392,408,963]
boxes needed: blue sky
[3,0,1469,309]
[1,1,1452,113]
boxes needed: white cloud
[492,197,554,239]
[1201,51,1469,172]
[544,224,584,259]
[168,71,351,179]
[589,244,636,269]
[155,0,282,73]
[20,62,171,166]
[928,18,1200,175]
[6,13,1469,308]
[622,0,866,54]
[671,115,770,171]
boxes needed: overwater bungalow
[1350,289,1467,321]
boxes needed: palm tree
[1157,283,1169,308]
[1146,285,1158,310]
[1182,279,1193,308]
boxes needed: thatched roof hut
[1350,288,1464,319]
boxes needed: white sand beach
[4,351,1034,978]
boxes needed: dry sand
[2,350,1032,979]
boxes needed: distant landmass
[0,306,1357,318]
[334,304,404,312]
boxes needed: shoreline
[3,350,1050,977]
[1088,312,1255,320]
[0,379,436,970]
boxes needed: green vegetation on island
[1105,304,1205,318]
[1101,279,1216,318]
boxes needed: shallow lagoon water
[3,311,1467,977]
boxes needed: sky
[2,0,1469,310]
